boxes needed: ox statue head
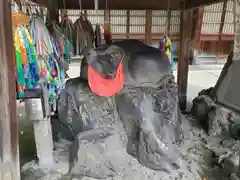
[83,45,125,79]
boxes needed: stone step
[196,55,227,65]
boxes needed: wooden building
[53,1,234,64]
[1,0,240,179]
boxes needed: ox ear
[82,47,89,58]
[84,48,98,64]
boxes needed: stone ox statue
[56,40,182,179]
[81,39,171,90]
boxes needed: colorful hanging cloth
[30,16,66,103]
[104,23,112,45]
[159,36,174,73]
[14,15,71,103]
[47,21,73,62]
[30,16,54,56]
[14,25,39,98]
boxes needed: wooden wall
[199,40,234,55]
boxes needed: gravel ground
[20,109,224,180]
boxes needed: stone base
[55,76,182,176]
[192,94,235,136]
[191,90,240,179]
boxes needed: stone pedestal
[25,99,54,167]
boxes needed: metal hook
[14,0,23,11]
[106,0,108,9]
[79,0,83,16]
[94,0,98,11]
[79,0,82,12]
[63,0,66,10]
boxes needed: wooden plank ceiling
[32,0,224,10]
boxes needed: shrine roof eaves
[32,0,224,10]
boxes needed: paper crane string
[104,23,112,45]
[30,16,54,56]
[14,25,39,98]
[159,36,174,73]
[47,21,73,62]
[29,16,67,103]
[14,14,70,103]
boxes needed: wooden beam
[34,0,182,10]
[126,10,130,39]
[219,0,227,41]
[186,0,224,9]
[112,33,180,40]
[34,0,223,10]
[177,2,193,111]
[200,33,234,40]
[145,10,152,44]
[0,0,20,179]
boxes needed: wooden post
[215,0,227,59]
[219,0,227,41]
[177,1,193,111]
[145,10,152,44]
[167,10,171,36]
[189,8,200,65]
[126,10,130,39]
[192,8,204,65]
[0,0,20,179]
[195,8,204,50]
[47,0,59,23]
[233,0,240,61]
[233,0,240,177]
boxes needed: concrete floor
[175,64,223,101]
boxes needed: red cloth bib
[88,58,124,97]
